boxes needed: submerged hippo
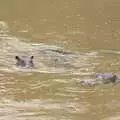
[15,56,34,68]
[96,73,117,83]
[79,73,120,86]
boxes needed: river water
[0,0,120,120]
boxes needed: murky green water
[0,0,120,120]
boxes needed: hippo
[15,56,34,68]
[79,73,120,86]
[96,73,117,83]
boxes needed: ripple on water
[0,99,89,119]
[0,21,112,120]
[103,116,120,120]
[0,22,99,75]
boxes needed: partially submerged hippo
[79,73,120,86]
[15,56,34,68]
[96,73,117,83]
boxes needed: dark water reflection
[0,0,120,120]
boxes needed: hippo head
[15,56,34,68]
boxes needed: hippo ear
[15,56,20,60]
[30,56,34,59]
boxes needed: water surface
[0,0,120,120]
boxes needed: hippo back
[96,73,114,79]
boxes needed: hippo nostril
[111,75,117,83]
